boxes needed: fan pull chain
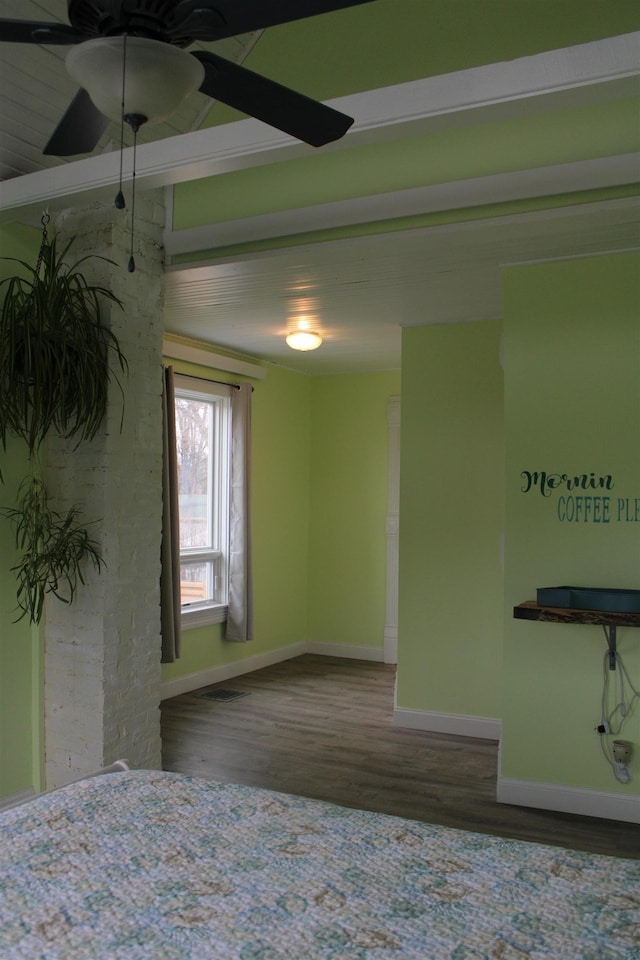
[114,34,128,211]
[127,116,142,273]
[112,33,147,272]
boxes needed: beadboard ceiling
[1,4,639,375]
[163,198,640,375]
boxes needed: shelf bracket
[605,625,617,670]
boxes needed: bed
[0,769,638,959]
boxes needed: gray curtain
[160,365,181,663]
[225,383,253,642]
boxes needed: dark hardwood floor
[161,654,639,859]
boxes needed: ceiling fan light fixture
[286,329,323,351]
[65,37,205,125]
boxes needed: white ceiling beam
[0,32,638,223]
[164,154,640,257]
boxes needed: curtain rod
[170,369,255,391]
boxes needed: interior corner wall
[160,365,400,688]
[0,223,42,800]
[501,252,640,802]
[396,321,504,721]
[308,371,401,652]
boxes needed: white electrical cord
[599,641,640,736]
[598,634,639,778]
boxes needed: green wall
[396,321,504,719]
[251,365,312,649]
[0,223,43,798]
[0,439,42,798]
[502,252,639,793]
[308,371,400,649]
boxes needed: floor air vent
[197,688,248,702]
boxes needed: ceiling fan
[0,0,374,157]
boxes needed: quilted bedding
[0,770,638,960]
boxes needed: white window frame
[174,375,231,629]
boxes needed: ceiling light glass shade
[66,37,205,125]
[286,329,323,351]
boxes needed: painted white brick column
[44,193,165,788]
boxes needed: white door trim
[384,396,401,664]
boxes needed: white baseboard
[0,787,35,811]
[161,640,385,700]
[306,640,385,662]
[393,706,501,741]
[497,775,640,824]
[160,641,307,700]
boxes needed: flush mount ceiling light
[285,329,323,351]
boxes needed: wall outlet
[612,740,632,763]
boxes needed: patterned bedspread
[0,770,638,959]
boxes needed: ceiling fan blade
[171,0,374,41]
[193,52,354,147]
[43,89,110,157]
[0,18,83,44]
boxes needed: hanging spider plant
[0,218,127,623]
[0,230,126,454]
[4,477,104,623]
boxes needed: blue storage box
[536,586,640,614]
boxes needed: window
[174,375,231,626]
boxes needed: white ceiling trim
[1,32,638,224]
[164,154,640,258]
[162,338,267,379]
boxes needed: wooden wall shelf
[514,601,640,628]
[513,601,640,669]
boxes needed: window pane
[175,397,213,550]
[174,378,231,613]
[180,561,214,605]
